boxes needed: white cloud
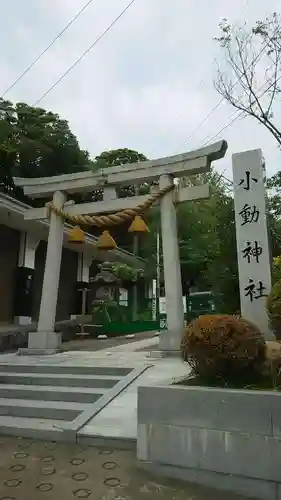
[0,0,281,178]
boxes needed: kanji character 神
[242,241,263,264]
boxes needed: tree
[214,13,281,147]
[88,148,149,251]
[204,192,240,313]
[139,171,240,312]
[176,173,240,312]
[0,98,90,201]
[95,148,147,167]
[92,148,149,200]
[267,172,281,215]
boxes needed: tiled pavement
[0,436,250,500]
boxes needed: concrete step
[0,372,122,388]
[0,384,106,403]
[0,415,66,441]
[0,364,132,377]
[0,398,88,420]
[0,362,141,444]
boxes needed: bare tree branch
[214,14,281,147]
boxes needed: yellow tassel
[97,230,117,250]
[68,226,85,244]
[128,215,149,233]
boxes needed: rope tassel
[97,230,117,250]
[128,215,149,233]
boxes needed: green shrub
[180,314,266,384]
[267,280,281,339]
[272,256,281,284]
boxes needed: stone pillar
[20,191,66,354]
[232,149,273,339]
[14,232,39,325]
[158,174,185,354]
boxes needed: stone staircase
[0,363,137,442]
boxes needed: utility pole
[132,185,139,321]
[132,233,138,321]
[156,230,161,323]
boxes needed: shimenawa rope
[47,184,174,228]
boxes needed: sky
[1,0,281,179]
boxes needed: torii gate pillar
[19,191,66,355]
[159,174,184,353]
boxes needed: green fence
[92,298,160,336]
[92,292,216,337]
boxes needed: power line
[180,98,226,147]
[33,0,136,106]
[2,0,95,98]
[183,46,267,147]
[201,110,241,146]
[148,78,205,158]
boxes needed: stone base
[158,327,183,354]
[18,347,62,356]
[149,350,182,358]
[18,331,62,356]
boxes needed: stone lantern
[90,262,121,336]
[91,262,120,305]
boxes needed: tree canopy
[92,148,149,200]
[95,148,147,167]
[88,148,149,251]
[0,98,90,201]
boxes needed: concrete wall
[137,385,281,500]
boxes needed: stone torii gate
[14,140,227,355]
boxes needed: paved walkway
[0,436,250,500]
[64,331,158,352]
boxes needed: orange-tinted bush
[181,314,266,381]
